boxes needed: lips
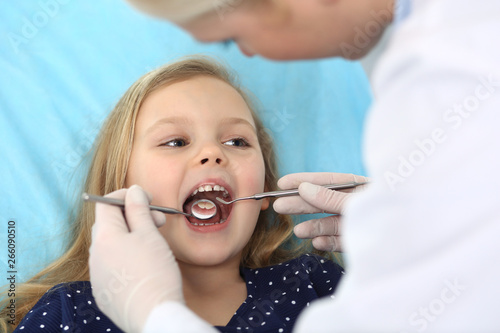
[182,183,233,226]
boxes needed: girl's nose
[200,157,222,165]
[198,143,225,166]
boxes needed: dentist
[89,0,500,331]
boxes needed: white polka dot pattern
[13,254,343,333]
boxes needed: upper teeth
[191,184,229,197]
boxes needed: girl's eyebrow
[146,116,193,133]
[146,116,257,134]
[220,117,257,133]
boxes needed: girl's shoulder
[47,280,93,296]
[37,281,96,312]
[241,254,345,299]
[14,281,122,332]
[290,253,344,277]
[21,281,94,314]
[225,255,344,332]
[245,254,344,277]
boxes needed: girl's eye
[162,138,188,147]
[224,138,250,148]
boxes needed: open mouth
[183,184,233,226]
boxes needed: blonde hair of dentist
[125,0,238,23]
[0,56,335,331]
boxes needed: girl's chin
[176,251,242,268]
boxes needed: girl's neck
[179,255,244,296]
[179,255,248,326]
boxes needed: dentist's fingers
[151,211,167,228]
[274,183,352,215]
[298,182,351,214]
[93,188,129,234]
[278,172,369,193]
[294,215,341,239]
[312,236,343,252]
[123,186,166,228]
[273,196,323,214]
[89,184,183,333]
[124,185,158,233]
[294,216,343,252]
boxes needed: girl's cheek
[145,165,184,205]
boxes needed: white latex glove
[273,173,369,252]
[89,185,183,333]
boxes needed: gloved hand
[89,185,183,333]
[273,173,369,252]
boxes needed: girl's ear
[260,198,270,211]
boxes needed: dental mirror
[190,199,218,220]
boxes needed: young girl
[0,56,343,333]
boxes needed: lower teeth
[191,218,227,226]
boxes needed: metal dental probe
[215,182,368,205]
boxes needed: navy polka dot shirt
[14,254,344,332]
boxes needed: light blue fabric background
[0,0,371,283]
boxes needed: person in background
[91,0,500,331]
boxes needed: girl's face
[126,76,269,267]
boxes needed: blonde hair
[0,55,335,332]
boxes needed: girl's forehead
[138,76,257,128]
[147,76,241,104]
